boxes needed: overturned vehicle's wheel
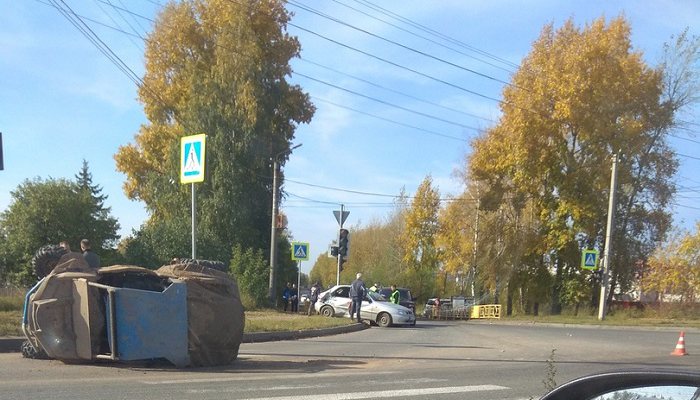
[21,340,48,359]
[31,245,68,278]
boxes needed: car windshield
[367,291,387,301]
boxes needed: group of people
[59,239,101,268]
[282,281,322,315]
[281,274,401,321]
[349,273,401,323]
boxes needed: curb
[465,319,700,332]
[0,323,369,354]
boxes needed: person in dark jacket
[307,281,321,316]
[349,272,366,323]
[282,282,291,312]
[80,239,100,269]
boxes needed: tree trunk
[533,302,539,316]
[550,257,563,315]
[506,281,513,316]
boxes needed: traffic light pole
[598,153,619,320]
[336,204,344,286]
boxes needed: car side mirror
[540,370,700,400]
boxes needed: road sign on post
[291,242,310,261]
[180,134,206,184]
[180,134,206,259]
[581,249,599,270]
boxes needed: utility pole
[268,158,280,306]
[269,144,302,306]
[598,153,619,320]
[471,188,480,298]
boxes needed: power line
[288,0,517,87]
[352,0,520,70]
[312,96,473,141]
[60,0,486,145]
[329,0,517,75]
[299,57,496,123]
[295,72,481,130]
[287,22,503,104]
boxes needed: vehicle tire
[377,312,393,328]
[21,340,48,359]
[31,245,68,279]
[320,306,334,317]
[171,258,227,272]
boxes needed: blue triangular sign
[585,253,596,267]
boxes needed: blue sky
[1,1,699,274]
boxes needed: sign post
[180,134,206,259]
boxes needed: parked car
[422,296,474,319]
[315,285,416,327]
[377,287,415,312]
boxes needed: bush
[0,295,23,312]
[229,245,270,308]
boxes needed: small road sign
[180,134,206,184]
[333,210,350,226]
[291,242,310,261]
[581,249,599,270]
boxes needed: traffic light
[591,269,602,284]
[330,245,339,257]
[339,229,349,257]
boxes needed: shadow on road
[105,357,368,374]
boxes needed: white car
[315,285,416,327]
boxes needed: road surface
[1,321,697,400]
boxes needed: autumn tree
[115,0,314,264]
[469,17,683,314]
[400,176,441,300]
[643,225,700,303]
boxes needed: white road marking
[188,385,509,399]
[143,370,397,385]
[185,378,450,394]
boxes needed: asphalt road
[1,321,697,400]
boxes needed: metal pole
[598,153,619,320]
[267,143,301,306]
[336,204,344,286]
[269,159,279,305]
[297,260,301,313]
[191,182,196,259]
[471,189,480,298]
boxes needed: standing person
[307,281,321,316]
[80,239,100,269]
[349,272,366,323]
[290,283,299,313]
[282,282,291,312]
[390,285,400,304]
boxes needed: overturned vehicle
[21,245,245,367]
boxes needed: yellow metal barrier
[470,304,501,319]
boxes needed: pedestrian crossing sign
[581,249,599,270]
[291,242,310,261]
[180,134,206,184]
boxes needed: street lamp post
[269,143,302,306]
